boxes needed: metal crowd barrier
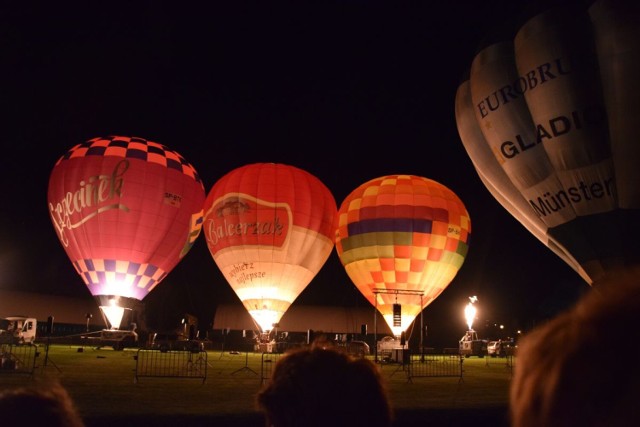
[0,343,39,376]
[406,353,464,383]
[134,348,208,384]
[260,352,283,384]
[505,346,516,374]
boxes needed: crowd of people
[3,274,639,427]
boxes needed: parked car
[487,339,514,357]
[487,340,501,357]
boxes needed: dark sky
[1,1,592,339]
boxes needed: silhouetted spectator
[256,340,393,427]
[0,381,85,427]
[510,273,640,427]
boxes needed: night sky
[1,1,592,342]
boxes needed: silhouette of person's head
[0,381,85,427]
[257,341,392,427]
[510,274,640,427]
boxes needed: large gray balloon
[455,0,640,287]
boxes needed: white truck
[459,330,487,358]
[0,316,37,344]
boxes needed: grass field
[0,344,514,426]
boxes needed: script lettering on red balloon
[48,160,130,247]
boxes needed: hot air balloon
[335,175,471,339]
[455,0,640,287]
[202,163,337,336]
[48,136,205,330]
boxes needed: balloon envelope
[202,163,337,332]
[455,0,640,287]
[48,136,205,326]
[335,175,471,337]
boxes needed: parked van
[0,316,37,344]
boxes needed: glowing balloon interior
[335,175,471,337]
[455,0,640,286]
[203,163,337,333]
[100,297,130,330]
[48,136,205,328]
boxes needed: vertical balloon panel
[514,6,618,279]
[589,0,640,270]
[203,163,337,333]
[335,175,471,337]
[455,0,640,286]
[455,79,590,283]
[48,136,205,329]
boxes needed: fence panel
[505,346,516,374]
[134,349,208,383]
[0,343,39,376]
[407,353,464,382]
[260,352,283,384]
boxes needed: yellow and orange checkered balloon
[335,175,471,337]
